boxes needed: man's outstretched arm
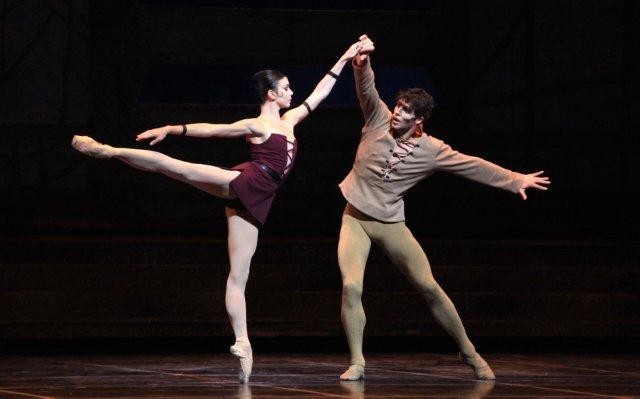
[518,171,550,200]
[435,139,550,200]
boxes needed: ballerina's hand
[136,126,170,146]
[519,171,550,200]
[341,42,362,61]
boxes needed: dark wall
[1,1,638,344]
[1,0,637,240]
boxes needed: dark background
[2,0,637,240]
[0,0,638,351]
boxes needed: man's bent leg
[337,206,371,380]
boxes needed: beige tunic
[339,60,524,222]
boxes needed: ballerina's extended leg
[71,135,239,198]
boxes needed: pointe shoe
[340,364,365,381]
[460,352,496,380]
[71,135,115,158]
[230,343,253,384]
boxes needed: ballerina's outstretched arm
[135,118,265,146]
[281,41,361,127]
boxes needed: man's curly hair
[396,88,435,121]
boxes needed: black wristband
[181,124,187,135]
[302,101,312,114]
[326,71,339,79]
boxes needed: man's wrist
[353,55,368,67]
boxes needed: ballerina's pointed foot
[71,135,115,158]
[230,342,253,384]
[340,364,365,381]
[460,352,496,380]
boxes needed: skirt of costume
[226,133,297,226]
[227,161,279,226]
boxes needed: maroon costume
[228,133,297,225]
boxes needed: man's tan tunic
[339,60,524,222]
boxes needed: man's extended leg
[374,222,495,380]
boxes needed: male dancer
[338,35,550,381]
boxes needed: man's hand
[519,171,550,200]
[358,34,375,54]
[354,34,375,66]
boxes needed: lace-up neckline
[380,136,420,180]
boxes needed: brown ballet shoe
[460,352,496,380]
[230,342,253,384]
[71,135,115,158]
[340,364,365,381]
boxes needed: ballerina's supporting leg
[225,207,259,383]
[73,135,260,382]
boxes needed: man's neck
[391,127,418,140]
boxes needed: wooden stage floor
[0,353,638,398]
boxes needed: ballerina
[72,40,361,383]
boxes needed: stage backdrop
[1,1,638,343]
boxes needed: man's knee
[416,277,444,301]
[342,281,364,304]
[421,279,440,293]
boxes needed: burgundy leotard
[228,133,297,225]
